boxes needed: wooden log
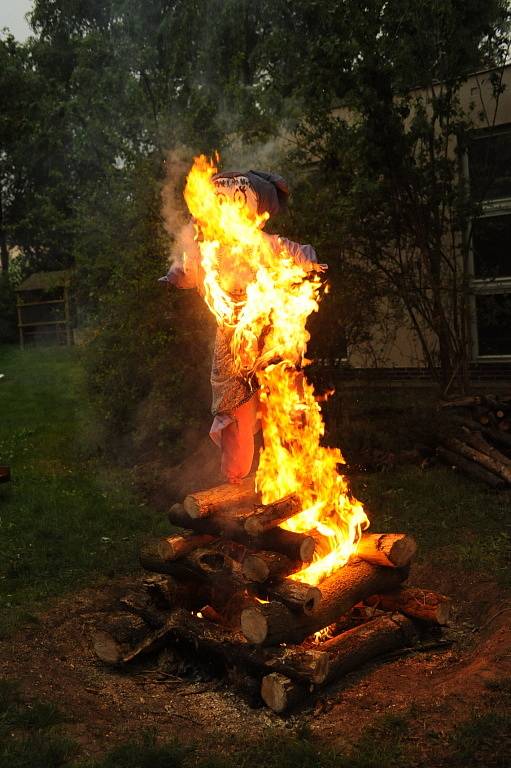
[460,429,511,468]
[139,543,249,618]
[168,503,316,563]
[142,574,175,607]
[93,613,160,665]
[261,528,315,563]
[325,612,418,669]
[356,533,417,568]
[440,396,482,408]
[444,437,511,484]
[140,541,232,577]
[139,533,215,566]
[437,447,506,488]
[241,558,407,645]
[94,608,330,684]
[242,551,300,582]
[162,610,330,684]
[261,673,307,714]
[260,613,418,713]
[365,587,451,625]
[118,590,167,628]
[183,475,258,518]
[243,494,302,537]
[449,415,511,449]
[267,579,322,615]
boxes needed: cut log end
[184,475,257,519]
[357,533,417,568]
[93,631,123,666]
[261,673,305,714]
[241,605,270,645]
[242,550,299,583]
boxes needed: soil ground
[1,555,510,767]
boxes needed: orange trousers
[210,394,260,483]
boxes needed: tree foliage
[1,0,510,451]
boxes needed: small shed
[15,270,74,348]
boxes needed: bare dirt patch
[0,569,509,761]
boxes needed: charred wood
[94,608,330,684]
[92,613,168,666]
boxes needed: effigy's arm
[159,221,202,289]
[268,235,328,273]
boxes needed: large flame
[183,155,369,585]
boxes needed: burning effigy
[93,156,451,713]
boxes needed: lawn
[0,345,166,637]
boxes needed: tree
[257,0,511,391]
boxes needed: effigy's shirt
[159,227,321,420]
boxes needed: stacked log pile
[436,394,511,488]
[92,477,451,712]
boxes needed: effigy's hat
[212,170,289,218]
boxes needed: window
[469,126,511,200]
[469,123,511,360]
[472,213,511,279]
[475,293,511,357]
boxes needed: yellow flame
[183,155,369,585]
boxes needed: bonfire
[93,155,450,714]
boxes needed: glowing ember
[183,155,369,586]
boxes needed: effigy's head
[211,170,289,227]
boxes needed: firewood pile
[436,394,511,489]
[92,477,451,713]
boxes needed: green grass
[351,465,511,585]
[0,345,167,636]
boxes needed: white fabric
[212,174,259,217]
[209,412,235,447]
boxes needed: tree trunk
[0,189,9,275]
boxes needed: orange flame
[183,155,369,585]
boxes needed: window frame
[467,127,511,362]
